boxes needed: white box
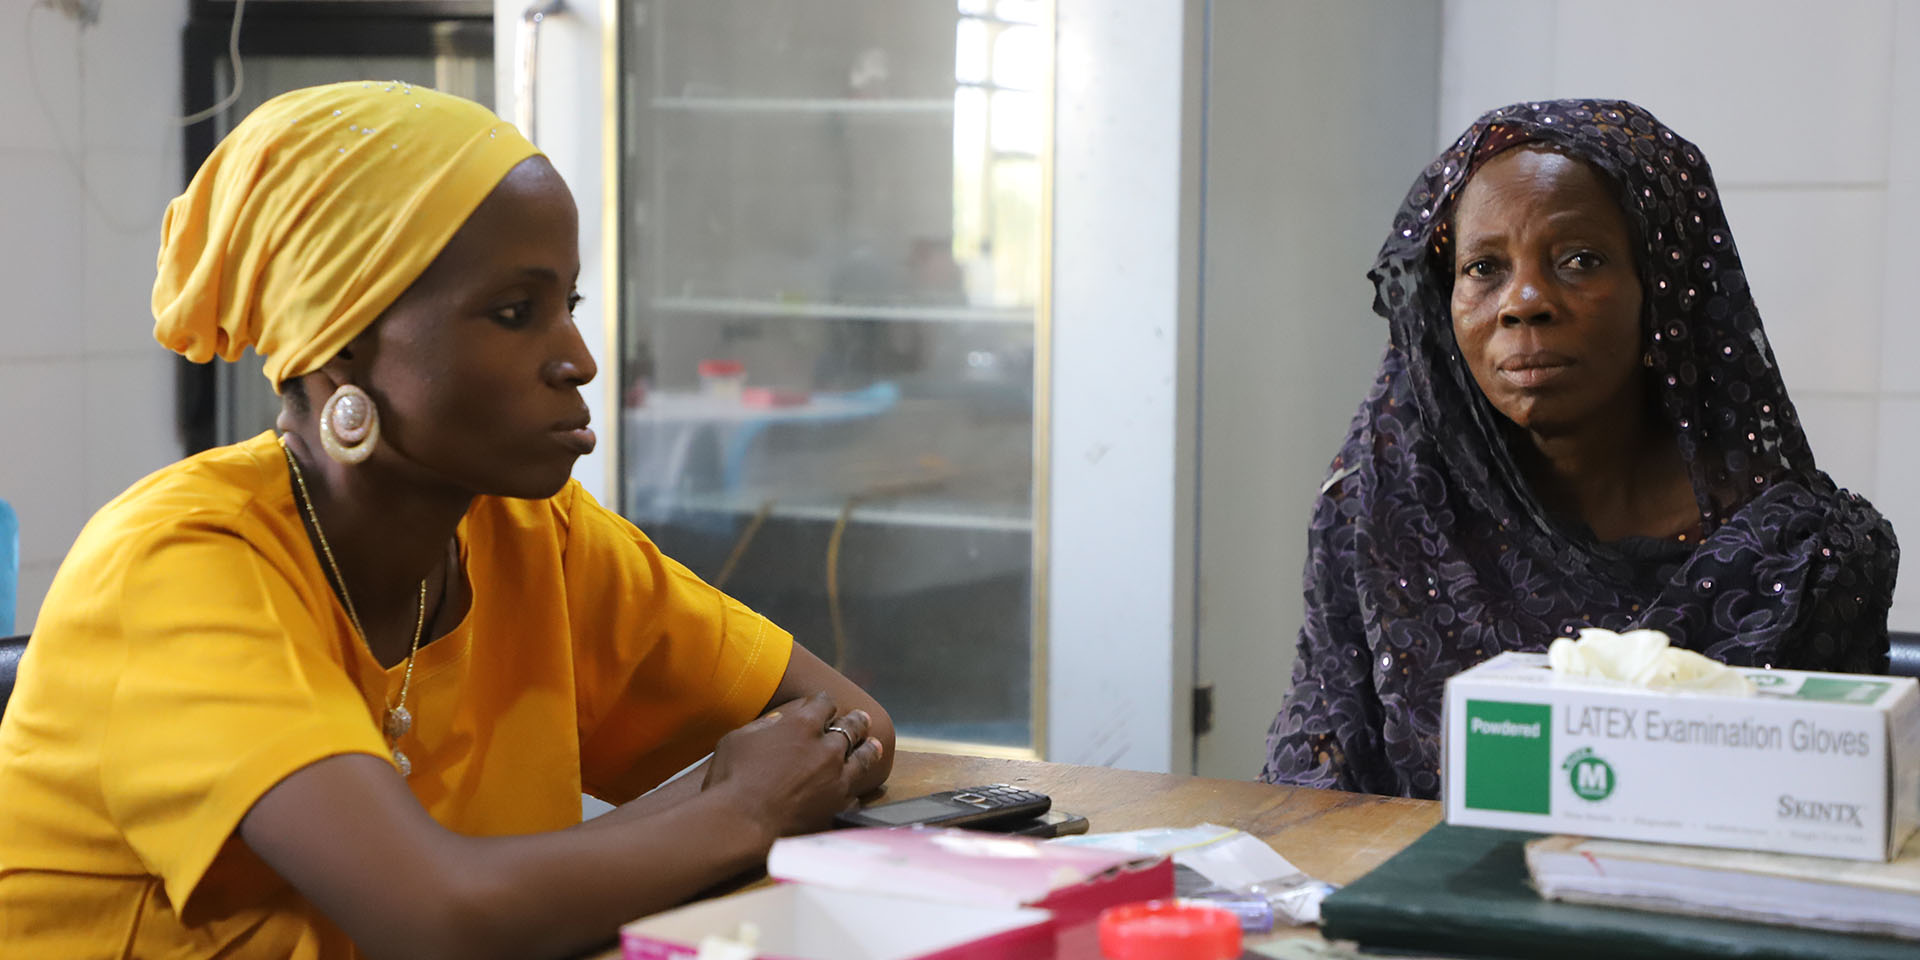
[1443,652,1920,861]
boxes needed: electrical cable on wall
[177,0,248,126]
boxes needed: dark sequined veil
[1259,100,1898,799]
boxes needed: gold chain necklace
[282,439,429,777]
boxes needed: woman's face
[1449,146,1644,439]
[350,155,596,499]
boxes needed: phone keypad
[949,784,1044,808]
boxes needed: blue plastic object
[0,499,17,635]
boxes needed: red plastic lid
[1097,900,1242,960]
[697,359,745,377]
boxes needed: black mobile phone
[992,808,1090,838]
[833,783,1051,830]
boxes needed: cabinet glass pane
[617,1,1044,748]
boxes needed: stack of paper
[1526,832,1920,940]
[1319,824,1917,959]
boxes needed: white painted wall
[1,0,187,633]
[1045,0,1205,772]
[1440,0,1919,628]
[1190,0,1440,779]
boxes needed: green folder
[1318,823,1918,960]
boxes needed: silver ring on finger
[824,723,858,757]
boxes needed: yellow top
[0,432,793,958]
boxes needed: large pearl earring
[319,384,380,465]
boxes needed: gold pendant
[384,705,411,740]
[394,749,413,778]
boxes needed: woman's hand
[760,643,896,798]
[702,691,884,836]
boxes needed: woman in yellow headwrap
[0,82,893,959]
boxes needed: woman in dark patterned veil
[1259,99,1897,799]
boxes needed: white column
[1046,0,1205,773]
[495,0,615,505]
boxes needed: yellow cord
[713,499,775,589]
[825,496,863,673]
[1157,829,1244,855]
[824,474,956,674]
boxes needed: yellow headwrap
[152,81,542,388]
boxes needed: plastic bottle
[1097,900,1243,960]
[697,359,746,400]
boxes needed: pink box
[619,829,1173,960]
[619,884,1053,960]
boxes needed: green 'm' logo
[1465,700,1551,814]
[1562,747,1615,801]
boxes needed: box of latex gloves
[1443,630,1920,861]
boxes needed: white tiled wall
[1441,0,1920,627]
[1,1,186,632]
[1725,187,1885,396]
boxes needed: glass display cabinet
[614,0,1050,752]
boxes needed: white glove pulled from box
[1547,627,1754,696]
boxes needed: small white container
[698,359,746,400]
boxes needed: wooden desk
[881,752,1440,888]
[590,752,1439,957]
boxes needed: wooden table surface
[589,751,1442,957]
[878,752,1441,888]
